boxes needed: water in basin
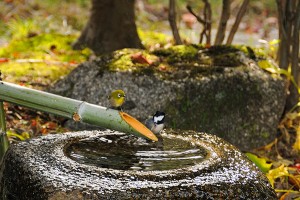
[65,134,207,171]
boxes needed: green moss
[94,45,260,83]
[97,45,271,82]
[109,50,135,71]
[0,33,91,85]
[138,29,172,49]
[0,62,74,86]
[261,132,270,138]
[0,33,91,62]
[153,45,200,63]
[108,49,158,73]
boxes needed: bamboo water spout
[0,81,157,157]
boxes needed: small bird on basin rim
[145,111,165,134]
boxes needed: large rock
[0,130,276,199]
[50,46,286,150]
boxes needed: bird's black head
[153,111,165,124]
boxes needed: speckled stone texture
[49,48,286,151]
[0,130,276,199]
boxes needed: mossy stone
[49,45,286,150]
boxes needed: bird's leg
[119,106,123,112]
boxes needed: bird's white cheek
[154,115,164,123]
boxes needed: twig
[201,0,212,45]
[226,0,249,45]
[214,0,231,45]
[169,0,183,45]
[186,2,212,45]
[186,5,205,24]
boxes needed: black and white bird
[145,111,165,135]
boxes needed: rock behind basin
[0,130,276,199]
[49,46,286,151]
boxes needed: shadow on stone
[0,130,276,199]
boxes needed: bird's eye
[117,94,121,98]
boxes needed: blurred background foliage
[0,0,280,85]
[0,0,299,199]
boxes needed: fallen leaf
[41,128,48,134]
[45,121,57,130]
[7,130,26,141]
[0,58,9,63]
[279,192,300,200]
[245,152,273,173]
[205,44,211,48]
[293,127,300,152]
[288,175,300,190]
[158,64,167,71]
[21,132,31,139]
[31,119,37,127]
[266,165,289,187]
[290,163,300,170]
[131,52,152,64]
[69,60,77,65]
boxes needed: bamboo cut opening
[120,112,158,142]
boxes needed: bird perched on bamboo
[145,111,165,134]
[108,89,126,111]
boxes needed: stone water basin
[0,130,276,199]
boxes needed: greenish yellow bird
[108,89,126,111]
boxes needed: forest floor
[0,0,299,199]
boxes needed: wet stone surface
[0,130,276,199]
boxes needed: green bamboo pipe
[0,81,157,141]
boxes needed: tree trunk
[276,0,300,111]
[286,1,300,111]
[73,0,144,55]
[214,0,231,45]
[169,0,183,45]
[276,0,291,70]
[226,0,249,45]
